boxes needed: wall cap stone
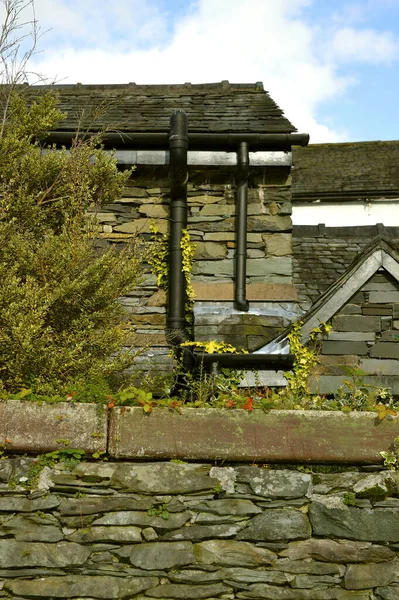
[0,400,107,454]
[108,407,399,463]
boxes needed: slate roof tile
[16,81,296,134]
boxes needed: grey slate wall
[311,271,399,395]
[293,225,399,310]
[1,458,398,599]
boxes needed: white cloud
[17,0,397,142]
[330,27,398,64]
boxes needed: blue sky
[9,0,399,143]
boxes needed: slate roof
[292,141,399,201]
[21,81,296,134]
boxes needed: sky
[4,0,399,143]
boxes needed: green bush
[0,91,143,395]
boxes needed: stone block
[237,509,311,541]
[327,332,375,342]
[114,219,168,234]
[333,315,381,332]
[309,499,399,542]
[0,540,91,568]
[381,329,399,340]
[246,257,292,277]
[369,292,399,303]
[138,204,168,218]
[194,242,227,260]
[130,541,195,570]
[126,333,167,346]
[281,539,395,563]
[345,561,399,590]
[0,401,107,454]
[279,202,292,215]
[192,260,233,276]
[194,540,276,566]
[370,342,399,360]
[336,304,362,315]
[200,204,235,216]
[315,355,359,376]
[122,186,148,197]
[146,290,166,307]
[192,283,297,301]
[247,215,291,232]
[188,194,221,205]
[322,341,369,356]
[362,305,392,316]
[359,358,399,375]
[146,582,231,598]
[262,233,292,256]
[235,467,310,498]
[10,575,158,598]
[203,232,262,242]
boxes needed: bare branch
[0,0,53,138]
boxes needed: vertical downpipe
[234,141,249,311]
[167,110,193,370]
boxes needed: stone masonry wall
[94,164,296,377]
[311,271,399,395]
[0,458,398,599]
[293,225,399,310]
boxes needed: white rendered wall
[293,201,399,226]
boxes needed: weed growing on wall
[285,321,332,402]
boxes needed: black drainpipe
[167,110,193,370]
[235,142,249,311]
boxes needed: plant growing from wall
[380,436,399,470]
[285,320,332,403]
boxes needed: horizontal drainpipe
[235,142,249,311]
[46,131,309,151]
[195,352,294,370]
[167,110,193,370]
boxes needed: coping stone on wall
[108,407,399,463]
[0,400,107,454]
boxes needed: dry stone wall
[94,164,297,377]
[0,458,398,599]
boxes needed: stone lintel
[192,283,298,301]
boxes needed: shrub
[0,91,143,395]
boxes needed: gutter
[46,131,309,151]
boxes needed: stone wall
[0,458,398,599]
[293,225,399,310]
[95,163,297,378]
[311,271,399,395]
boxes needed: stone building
[27,83,399,392]
[39,81,309,379]
[261,141,399,394]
